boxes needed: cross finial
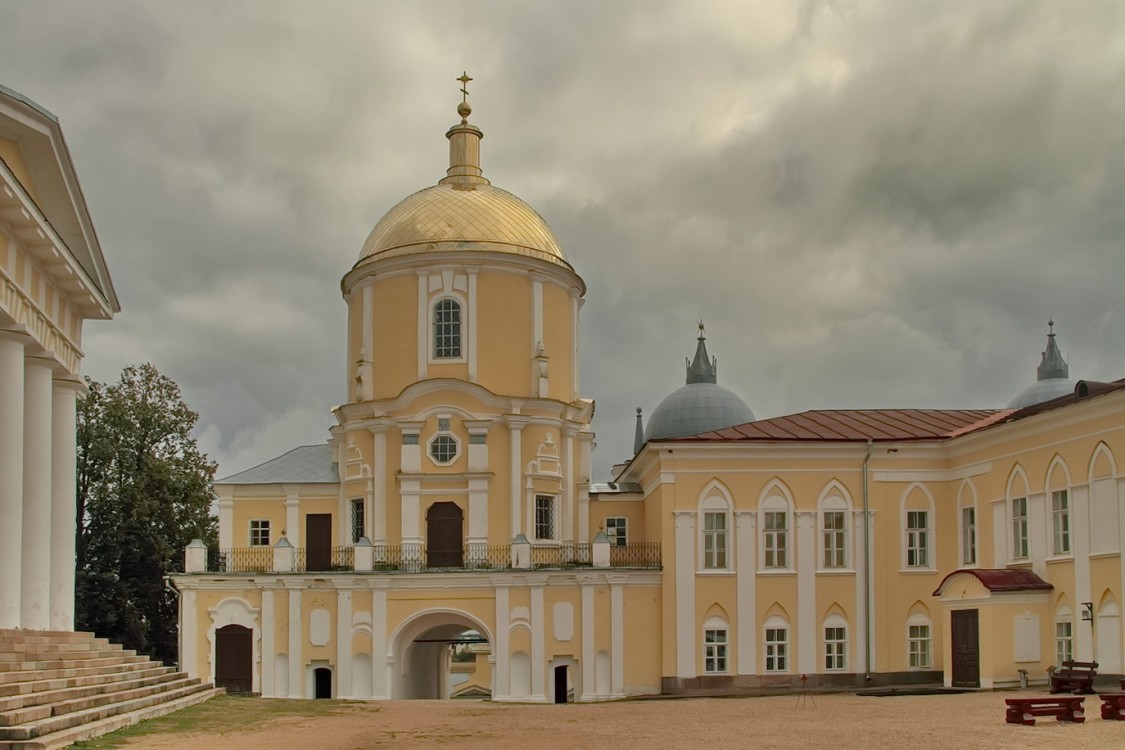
[457,72,473,104]
[698,320,706,339]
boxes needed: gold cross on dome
[457,72,473,103]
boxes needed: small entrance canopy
[933,568,1053,597]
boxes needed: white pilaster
[0,332,25,629]
[530,578,546,700]
[48,378,80,630]
[467,267,478,381]
[508,418,526,538]
[217,492,234,550]
[21,357,53,630]
[371,425,388,546]
[735,510,757,675]
[362,283,373,372]
[416,271,427,381]
[284,486,301,546]
[337,587,353,698]
[494,581,511,699]
[288,587,303,697]
[1028,491,1047,577]
[372,585,389,699]
[1073,485,1093,660]
[674,511,695,678]
[610,576,625,697]
[181,588,198,677]
[400,479,421,545]
[261,587,275,696]
[853,510,867,677]
[580,576,596,699]
[795,510,816,676]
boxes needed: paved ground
[114,690,1123,749]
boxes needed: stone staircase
[0,629,221,750]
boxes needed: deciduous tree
[76,363,216,665]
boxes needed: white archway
[387,608,493,699]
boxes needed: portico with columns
[0,85,119,631]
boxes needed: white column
[562,428,574,541]
[735,511,757,675]
[853,511,867,677]
[372,585,389,699]
[1072,485,1093,660]
[371,425,388,547]
[337,587,353,698]
[610,576,625,697]
[181,588,198,677]
[217,492,234,550]
[795,510,816,676]
[288,587,303,697]
[580,575,596,699]
[530,577,546,700]
[49,377,80,630]
[284,486,301,547]
[508,419,526,538]
[261,587,276,696]
[674,512,695,678]
[493,581,510,699]
[0,332,26,628]
[21,357,54,630]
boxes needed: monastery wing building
[173,88,1125,700]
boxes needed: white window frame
[699,492,731,571]
[906,510,929,568]
[907,615,932,669]
[821,505,847,569]
[1011,496,1029,561]
[1055,607,1074,666]
[534,494,557,541]
[764,618,789,673]
[823,616,848,672]
[760,494,791,571]
[249,519,271,547]
[900,484,935,571]
[704,620,728,674]
[1052,489,1071,556]
[961,505,977,566]
[430,295,466,363]
[605,517,627,547]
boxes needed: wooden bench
[1101,693,1125,721]
[1005,696,1086,726]
[1050,660,1098,694]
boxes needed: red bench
[1101,693,1125,721]
[1050,660,1098,694]
[1005,696,1086,726]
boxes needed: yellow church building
[171,85,1125,701]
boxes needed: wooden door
[215,624,253,693]
[306,513,332,572]
[426,502,463,568]
[951,609,980,688]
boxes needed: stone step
[0,658,158,690]
[0,631,98,644]
[0,686,222,750]
[0,654,146,674]
[0,668,180,715]
[0,648,131,664]
[0,680,214,741]
[0,674,191,727]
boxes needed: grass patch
[70,695,376,749]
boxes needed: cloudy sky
[2,1,1124,480]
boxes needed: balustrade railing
[206,541,660,573]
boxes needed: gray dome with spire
[643,325,756,442]
[1008,320,1076,408]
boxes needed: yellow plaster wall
[476,272,531,395]
[0,136,39,200]
[369,274,417,398]
[624,586,662,690]
[542,282,574,402]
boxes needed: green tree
[76,363,217,665]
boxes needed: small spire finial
[698,320,706,340]
[1048,317,1054,334]
[456,71,473,122]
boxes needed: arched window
[907,612,932,669]
[763,614,789,673]
[703,615,729,674]
[823,613,848,672]
[761,495,791,571]
[1055,604,1074,666]
[433,298,462,359]
[818,488,850,570]
[699,493,730,570]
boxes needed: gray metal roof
[590,482,643,494]
[216,444,337,484]
[1008,321,1075,408]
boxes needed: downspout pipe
[862,439,874,682]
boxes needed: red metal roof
[669,409,1001,443]
[933,568,1053,596]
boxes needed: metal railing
[206,542,660,573]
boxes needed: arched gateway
[390,610,493,699]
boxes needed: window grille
[433,299,462,358]
[430,434,458,463]
[249,520,270,547]
[535,495,556,540]
[350,498,365,543]
[606,517,627,547]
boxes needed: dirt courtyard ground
[110,691,1125,750]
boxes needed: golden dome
[358,182,571,269]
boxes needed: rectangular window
[908,625,931,669]
[535,495,555,540]
[605,517,627,547]
[350,498,365,544]
[824,626,847,671]
[1012,497,1029,560]
[1052,490,1070,555]
[703,512,728,569]
[822,511,846,568]
[764,511,788,569]
[906,511,929,567]
[1055,621,1073,665]
[433,299,462,358]
[961,507,976,565]
[704,629,728,673]
[765,627,788,672]
[249,519,270,547]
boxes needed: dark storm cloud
[2,1,1123,478]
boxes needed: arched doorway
[391,611,492,699]
[214,624,253,693]
[426,502,463,568]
